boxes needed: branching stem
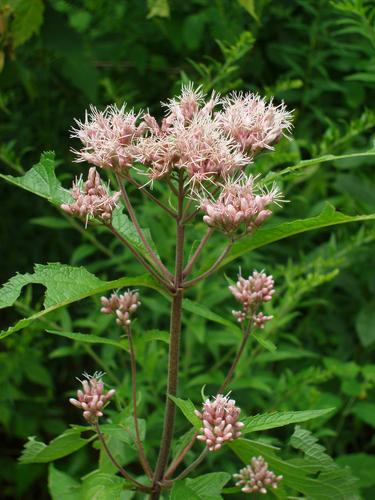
[183,243,232,288]
[94,421,150,492]
[115,173,174,281]
[151,172,185,498]
[183,228,213,278]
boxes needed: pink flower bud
[196,394,243,452]
[69,372,115,424]
[233,456,283,494]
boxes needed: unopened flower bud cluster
[199,175,282,234]
[69,372,115,423]
[100,290,141,326]
[233,456,283,494]
[61,167,120,224]
[195,394,244,451]
[230,271,274,328]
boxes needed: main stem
[151,174,185,498]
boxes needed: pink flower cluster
[195,394,244,452]
[69,372,115,424]
[71,104,145,170]
[230,271,274,327]
[100,290,141,326]
[199,175,282,234]
[61,167,120,224]
[233,456,283,494]
[218,92,293,154]
[71,84,292,186]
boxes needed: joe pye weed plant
[1,84,372,499]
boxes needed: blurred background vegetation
[0,0,375,498]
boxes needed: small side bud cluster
[69,372,115,424]
[100,290,141,326]
[230,271,274,327]
[61,167,120,224]
[195,394,244,451]
[199,175,282,234]
[233,456,283,494]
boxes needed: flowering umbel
[61,167,120,224]
[100,290,141,326]
[69,372,115,423]
[199,175,282,234]
[230,270,274,327]
[233,456,283,494]
[71,104,145,170]
[70,84,292,188]
[195,394,244,451]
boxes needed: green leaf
[81,470,130,500]
[182,298,238,331]
[230,435,359,500]
[336,454,375,488]
[237,0,258,22]
[242,408,334,434]
[141,329,170,343]
[19,427,94,464]
[0,151,70,205]
[46,329,129,351]
[48,465,81,500]
[219,203,375,269]
[30,216,72,229]
[100,416,146,449]
[12,0,44,47]
[147,0,170,18]
[168,395,201,429]
[186,472,231,499]
[356,302,375,346]
[170,481,199,499]
[252,331,277,352]
[0,262,165,339]
[267,150,375,182]
[351,402,375,427]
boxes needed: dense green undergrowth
[1,0,375,498]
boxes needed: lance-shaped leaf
[230,436,359,500]
[168,395,201,429]
[19,427,95,464]
[242,408,334,434]
[0,262,166,339]
[216,203,375,269]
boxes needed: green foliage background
[0,0,375,498]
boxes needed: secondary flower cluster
[100,290,141,327]
[233,456,283,494]
[71,104,146,170]
[230,270,274,327]
[195,394,244,452]
[69,372,115,423]
[61,167,120,224]
[71,84,292,186]
[199,175,282,234]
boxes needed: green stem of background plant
[151,173,185,498]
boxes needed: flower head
[69,372,115,424]
[195,394,244,451]
[71,104,145,170]
[199,174,283,234]
[217,92,293,154]
[100,290,141,326]
[233,456,283,494]
[230,270,274,325]
[61,167,120,225]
